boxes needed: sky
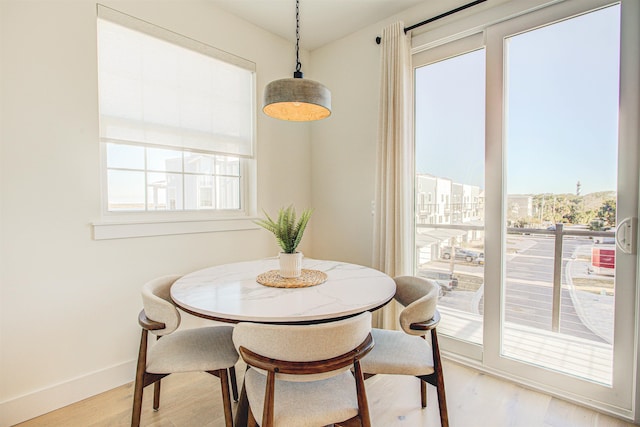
[414,4,620,196]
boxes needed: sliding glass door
[413,0,639,417]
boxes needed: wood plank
[14,361,635,427]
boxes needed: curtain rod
[375,0,487,44]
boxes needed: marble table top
[170,258,396,323]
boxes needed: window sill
[92,217,259,240]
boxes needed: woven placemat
[256,269,328,288]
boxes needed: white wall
[0,1,314,424]
[308,29,381,267]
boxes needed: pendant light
[263,0,331,121]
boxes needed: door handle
[615,217,637,255]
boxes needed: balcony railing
[507,224,615,332]
[418,222,616,384]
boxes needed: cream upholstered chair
[360,276,449,427]
[131,275,239,427]
[233,311,374,427]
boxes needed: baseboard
[0,359,136,427]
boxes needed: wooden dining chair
[233,311,374,427]
[359,276,449,427]
[131,275,239,427]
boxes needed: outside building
[416,174,484,264]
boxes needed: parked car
[418,269,458,295]
[441,247,482,263]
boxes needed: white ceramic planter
[279,252,303,278]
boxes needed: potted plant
[255,205,313,278]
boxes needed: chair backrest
[394,276,439,336]
[233,311,372,381]
[141,275,182,336]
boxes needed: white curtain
[372,22,413,330]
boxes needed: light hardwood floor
[15,360,636,427]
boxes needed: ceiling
[207,0,428,51]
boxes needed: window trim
[92,217,260,240]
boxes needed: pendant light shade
[263,73,331,122]
[262,0,332,121]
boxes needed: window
[96,6,256,227]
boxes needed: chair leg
[436,374,449,427]
[218,369,234,427]
[230,366,239,402]
[419,334,427,408]
[234,375,250,427]
[153,380,161,411]
[131,330,148,427]
[353,360,371,427]
[431,329,449,427]
[152,334,162,411]
[131,375,145,427]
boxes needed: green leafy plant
[255,205,313,254]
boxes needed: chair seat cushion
[244,368,359,427]
[359,328,435,376]
[147,325,238,374]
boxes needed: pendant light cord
[294,0,303,77]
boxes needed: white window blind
[97,6,256,157]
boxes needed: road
[428,235,606,343]
[501,235,604,342]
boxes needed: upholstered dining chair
[359,276,449,427]
[131,275,239,427]
[233,311,374,427]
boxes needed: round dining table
[170,257,397,324]
[171,257,395,426]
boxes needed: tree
[510,192,614,228]
[596,199,616,228]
